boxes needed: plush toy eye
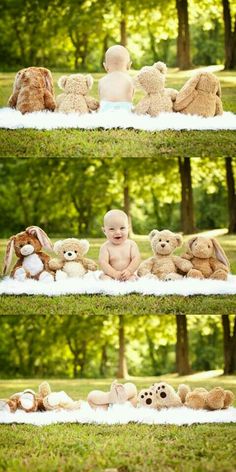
[75,250,77,253]
[63,251,66,254]
[27,241,31,244]
[208,245,211,248]
[162,385,165,388]
[166,240,169,243]
[150,392,152,395]
[159,238,162,242]
[20,244,23,248]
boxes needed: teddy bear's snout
[20,244,35,256]
[64,251,77,261]
[161,243,166,248]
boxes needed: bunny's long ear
[3,236,15,275]
[26,226,52,250]
[79,239,90,255]
[216,80,222,97]
[211,238,230,268]
[86,74,93,89]
[40,68,54,94]
[174,73,201,112]
[186,236,198,254]
[58,75,68,90]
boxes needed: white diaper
[99,101,133,112]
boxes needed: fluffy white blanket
[0,403,235,426]
[1,108,236,131]
[0,273,236,296]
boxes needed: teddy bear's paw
[187,269,204,279]
[211,270,228,281]
[14,267,27,281]
[165,273,183,281]
[138,389,156,408]
[55,270,68,281]
[39,271,54,283]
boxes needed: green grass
[0,66,236,157]
[0,374,236,472]
[0,230,236,315]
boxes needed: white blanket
[0,273,236,296]
[1,108,236,131]
[0,402,235,426]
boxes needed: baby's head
[103,45,131,73]
[103,209,129,245]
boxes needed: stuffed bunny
[8,67,56,114]
[174,72,223,117]
[182,236,230,280]
[2,226,54,282]
[56,73,99,113]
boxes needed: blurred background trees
[0,0,235,71]
[0,315,235,378]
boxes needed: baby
[99,209,141,281]
[99,45,134,112]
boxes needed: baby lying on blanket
[99,45,134,112]
[99,209,141,281]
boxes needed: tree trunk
[225,158,236,233]
[123,167,133,235]
[222,0,236,69]
[101,34,109,68]
[176,0,191,69]
[222,315,236,374]
[120,0,127,46]
[176,315,191,375]
[100,344,108,376]
[117,316,128,378]
[178,157,195,234]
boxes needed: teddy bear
[87,380,138,410]
[181,236,230,280]
[138,382,188,409]
[56,73,99,113]
[179,385,235,410]
[2,226,54,283]
[49,238,97,280]
[8,67,56,114]
[134,61,178,117]
[137,229,192,281]
[0,382,81,413]
[174,72,223,117]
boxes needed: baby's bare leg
[87,390,110,410]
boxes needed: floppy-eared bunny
[182,236,230,280]
[56,73,99,113]
[8,67,56,114]
[3,226,54,282]
[174,72,223,117]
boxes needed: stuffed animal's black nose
[146,398,152,405]
[161,243,165,248]
[68,252,72,256]
[160,392,166,398]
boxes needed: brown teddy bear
[8,67,56,114]
[180,385,235,410]
[49,238,97,280]
[182,236,230,280]
[87,380,138,410]
[2,226,54,283]
[174,72,223,117]
[134,61,178,117]
[56,73,99,113]
[137,229,192,280]
[1,382,81,413]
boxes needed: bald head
[104,209,128,226]
[104,45,131,72]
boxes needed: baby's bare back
[99,72,134,102]
[107,240,133,270]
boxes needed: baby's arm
[120,241,141,281]
[99,244,122,280]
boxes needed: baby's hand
[120,269,132,281]
[113,270,123,280]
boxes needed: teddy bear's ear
[58,76,68,90]
[86,75,93,89]
[149,229,159,240]
[79,239,90,255]
[154,61,167,74]
[216,80,221,97]
[174,73,201,112]
[53,240,63,254]
[186,236,198,253]
[211,238,230,268]
[2,236,15,275]
[175,233,183,247]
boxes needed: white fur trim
[0,403,236,426]
[1,108,236,130]
[1,273,236,296]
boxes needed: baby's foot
[14,267,27,281]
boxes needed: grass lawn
[0,66,236,158]
[0,374,236,472]
[0,229,235,315]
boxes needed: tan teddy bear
[137,229,192,280]
[180,385,235,410]
[56,73,99,113]
[182,236,230,280]
[87,380,138,410]
[174,72,223,117]
[0,382,81,413]
[8,67,56,114]
[49,238,97,280]
[138,382,189,409]
[134,61,178,117]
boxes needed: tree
[178,157,195,234]
[225,157,236,233]
[222,0,236,69]
[222,315,236,374]
[176,0,191,69]
[176,315,191,375]
[117,316,128,378]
